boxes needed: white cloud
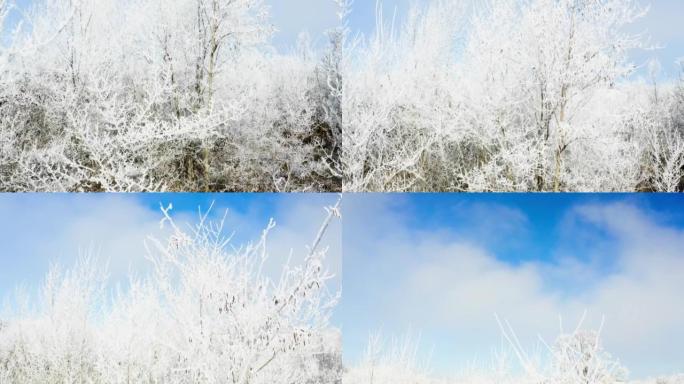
[0,195,161,293]
[345,198,684,378]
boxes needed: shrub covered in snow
[0,0,342,191]
[0,202,342,383]
[344,316,645,384]
[342,0,684,192]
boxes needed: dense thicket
[342,0,684,192]
[0,203,342,383]
[3,0,681,192]
[0,0,342,191]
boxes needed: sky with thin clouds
[339,194,684,380]
[268,0,338,51]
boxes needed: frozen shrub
[547,330,627,384]
[345,317,635,384]
[342,0,683,192]
[344,333,442,384]
[0,202,342,383]
[0,0,342,191]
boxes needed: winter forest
[0,0,683,191]
[0,201,343,383]
[0,0,344,191]
[342,0,684,192]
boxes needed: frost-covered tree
[303,0,352,190]
[459,0,646,191]
[0,0,10,56]
[547,330,627,384]
[0,202,342,383]
[496,315,628,384]
[0,0,342,192]
[343,0,468,191]
[633,67,684,192]
[342,0,683,192]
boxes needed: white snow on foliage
[0,201,342,383]
[341,0,684,192]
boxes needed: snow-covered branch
[0,0,341,192]
[0,204,342,383]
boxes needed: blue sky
[0,193,341,310]
[338,194,684,379]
